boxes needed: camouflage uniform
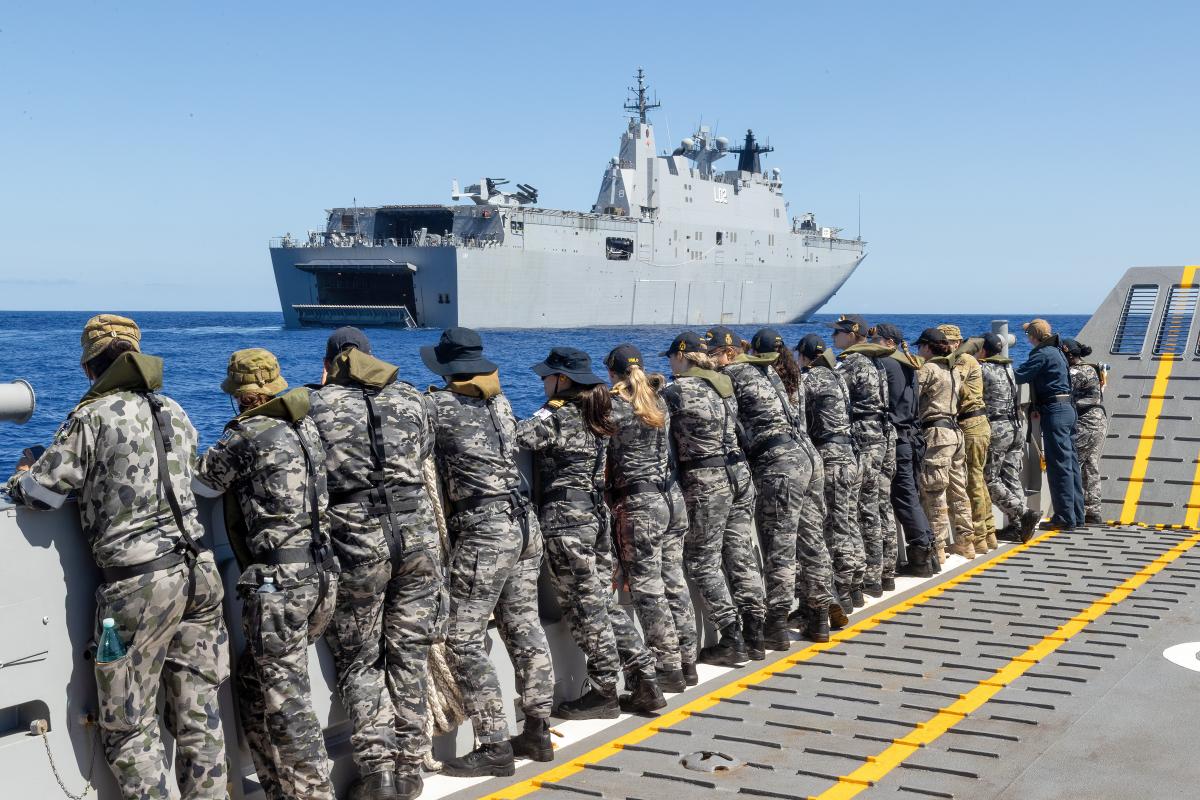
[662,482,698,664]
[802,357,864,592]
[426,378,553,745]
[951,351,994,549]
[663,370,765,633]
[516,396,655,692]
[607,392,695,672]
[879,423,899,581]
[1070,363,1108,520]
[917,358,975,554]
[836,346,892,589]
[6,352,228,800]
[308,349,444,778]
[196,389,337,800]
[980,356,1028,524]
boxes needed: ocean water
[0,311,1089,474]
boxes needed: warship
[4,267,1200,800]
[270,70,866,329]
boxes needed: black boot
[682,661,699,686]
[553,687,619,720]
[442,741,515,778]
[1020,509,1041,542]
[698,623,747,667]
[394,772,423,800]
[850,586,866,608]
[787,606,806,630]
[509,716,553,762]
[350,770,400,800]
[899,544,933,578]
[763,613,792,651]
[863,582,884,598]
[620,672,667,713]
[835,583,854,616]
[656,667,686,693]
[802,606,830,643]
[881,576,896,592]
[742,613,766,661]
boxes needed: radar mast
[624,68,661,124]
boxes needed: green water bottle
[96,617,126,663]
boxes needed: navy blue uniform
[1014,337,1085,526]
[879,355,934,551]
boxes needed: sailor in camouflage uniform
[6,315,228,800]
[940,325,994,554]
[422,328,554,778]
[830,315,894,598]
[307,328,442,799]
[662,332,765,666]
[979,333,1040,542]
[604,344,698,689]
[797,333,862,623]
[195,348,339,800]
[1064,338,1108,524]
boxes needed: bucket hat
[532,347,604,386]
[222,348,288,397]
[80,314,141,365]
[420,327,498,377]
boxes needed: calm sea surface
[0,312,1089,474]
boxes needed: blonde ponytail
[613,365,666,429]
[682,350,719,371]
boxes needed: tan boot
[986,532,998,550]
[951,539,976,559]
[974,534,990,555]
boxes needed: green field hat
[222,348,288,397]
[80,314,141,365]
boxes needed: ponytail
[682,350,719,371]
[771,344,802,403]
[612,364,666,429]
[576,382,618,437]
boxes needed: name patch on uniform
[533,407,553,420]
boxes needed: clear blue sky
[2,2,1196,313]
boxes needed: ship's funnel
[0,380,35,424]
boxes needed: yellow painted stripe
[1184,455,1200,529]
[482,532,1061,800]
[814,529,1200,800]
[1119,264,1199,524]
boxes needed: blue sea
[0,312,1089,474]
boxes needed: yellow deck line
[482,531,1061,800]
[1120,264,1199,523]
[1184,456,1200,529]
[815,528,1200,800]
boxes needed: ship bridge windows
[1111,284,1159,354]
[606,237,633,260]
[1153,284,1198,356]
[374,207,454,243]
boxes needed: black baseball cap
[705,325,740,349]
[660,331,707,357]
[750,328,784,353]
[981,332,1004,355]
[825,314,870,335]
[604,343,644,373]
[420,327,498,377]
[871,322,904,343]
[914,328,948,347]
[796,333,827,359]
[531,346,604,386]
[325,326,372,360]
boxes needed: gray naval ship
[270,70,866,329]
[6,266,1200,800]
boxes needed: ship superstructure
[270,71,866,328]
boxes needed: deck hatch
[1111,284,1159,354]
[1153,285,1199,356]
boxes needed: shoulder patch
[533,407,553,420]
[219,427,237,443]
[547,398,566,409]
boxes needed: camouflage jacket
[662,371,737,465]
[766,364,815,449]
[1070,364,1105,413]
[917,357,960,448]
[979,356,1021,425]
[836,345,891,445]
[425,375,521,508]
[5,353,207,569]
[195,389,328,563]
[516,394,608,529]
[951,352,986,416]
[607,393,671,491]
[802,358,855,462]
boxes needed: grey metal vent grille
[1110,284,1159,354]
[1153,284,1198,356]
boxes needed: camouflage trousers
[94,552,228,800]
[1075,409,1108,519]
[852,438,887,588]
[680,466,766,632]
[614,490,686,671]
[544,506,655,693]
[447,504,553,744]
[819,443,864,590]
[664,484,699,664]
[962,416,994,545]
[985,419,1027,522]
[795,443,835,609]
[326,506,443,777]
[879,429,899,581]
[920,434,976,553]
[238,567,337,800]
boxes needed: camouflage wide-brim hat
[80,314,142,365]
[221,348,288,397]
[936,323,964,342]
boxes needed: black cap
[531,347,604,386]
[825,314,870,335]
[750,328,784,353]
[604,343,644,374]
[796,333,827,359]
[420,327,498,377]
[660,331,707,357]
[325,326,372,360]
[1061,337,1083,358]
[914,328,948,347]
[871,322,904,343]
[981,332,1004,356]
[704,325,740,349]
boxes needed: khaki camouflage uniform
[917,358,975,553]
[426,380,553,745]
[1070,363,1108,520]
[7,353,228,800]
[196,390,337,800]
[951,351,994,549]
[309,350,444,777]
[980,356,1028,524]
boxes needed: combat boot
[763,613,792,651]
[682,661,699,686]
[986,531,998,550]
[395,772,423,800]
[951,538,976,559]
[656,667,686,693]
[834,584,854,618]
[829,600,849,630]
[863,582,884,598]
[620,673,667,714]
[899,544,933,578]
[698,623,747,667]
[881,576,896,592]
[1084,513,1104,525]
[974,534,991,555]
[932,546,945,572]
[742,613,766,660]
[802,606,831,643]
[554,687,619,720]
[509,716,553,762]
[442,741,515,778]
[1019,509,1041,542]
[850,585,866,608]
[349,770,401,800]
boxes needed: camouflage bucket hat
[221,348,288,397]
[937,323,963,342]
[80,314,141,365]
